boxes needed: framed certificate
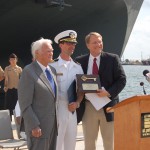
[76,74,101,93]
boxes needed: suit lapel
[33,61,55,98]
[49,65,58,97]
[99,52,106,74]
[82,54,90,74]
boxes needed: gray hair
[31,38,53,59]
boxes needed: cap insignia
[69,32,76,39]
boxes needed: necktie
[45,68,56,95]
[92,58,99,75]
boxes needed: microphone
[140,82,146,95]
[143,70,150,83]
[143,70,149,76]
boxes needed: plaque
[76,74,101,93]
[141,113,150,138]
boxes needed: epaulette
[53,58,59,62]
[49,58,59,64]
[73,60,81,65]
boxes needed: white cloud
[123,0,150,60]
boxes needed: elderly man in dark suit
[75,32,126,150]
[18,38,58,150]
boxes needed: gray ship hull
[0,0,144,66]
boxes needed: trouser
[56,100,77,150]
[27,115,57,150]
[5,88,18,118]
[82,101,114,150]
[28,125,57,150]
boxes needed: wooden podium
[108,95,150,150]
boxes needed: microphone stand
[140,82,147,95]
[143,86,146,95]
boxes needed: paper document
[86,93,111,110]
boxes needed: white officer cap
[54,30,77,44]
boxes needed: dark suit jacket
[75,52,126,122]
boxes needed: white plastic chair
[0,110,27,150]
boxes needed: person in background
[75,32,126,150]
[0,66,4,81]
[14,100,27,140]
[50,30,84,150]
[18,38,58,150]
[4,53,22,119]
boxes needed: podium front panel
[113,97,150,150]
[114,101,140,150]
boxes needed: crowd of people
[0,30,126,150]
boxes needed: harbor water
[1,65,150,150]
[119,65,150,101]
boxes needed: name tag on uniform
[56,73,63,76]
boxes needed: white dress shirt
[87,54,100,75]
[86,54,101,101]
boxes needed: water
[119,65,150,101]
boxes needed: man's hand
[32,126,42,138]
[97,88,111,97]
[68,102,79,112]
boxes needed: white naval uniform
[50,56,83,150]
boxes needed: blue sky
[122,0,150,61]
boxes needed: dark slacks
[5,88,18,117]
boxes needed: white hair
[31,38,53,59]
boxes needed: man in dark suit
[75,32,126,150]
[18,38,58,150]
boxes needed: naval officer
[50,30,84,150]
